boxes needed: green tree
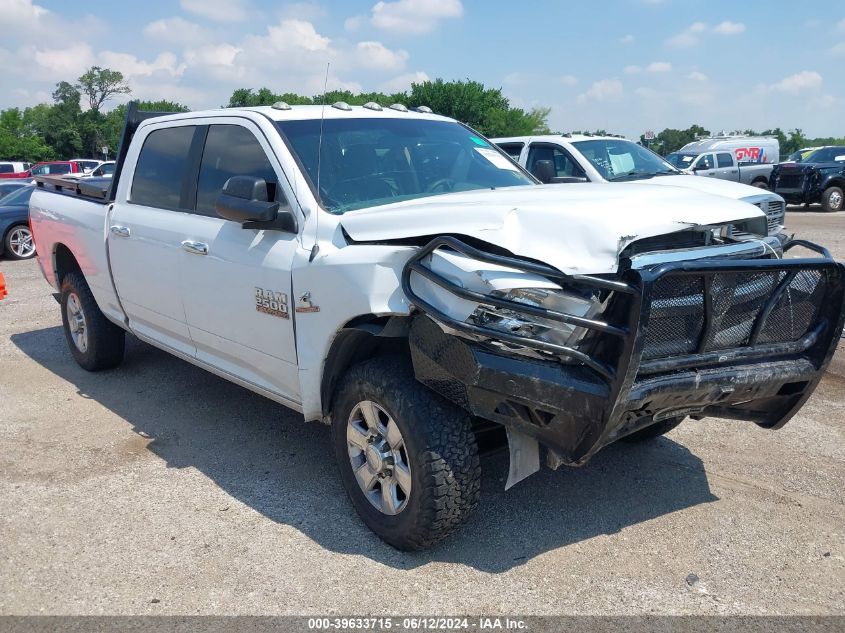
[76,66,131,113]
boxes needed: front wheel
[821,186,843,213]
[60,272,125,371]
[332,357,481,550]
[4,224,36,259]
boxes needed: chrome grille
[755,199,785,234]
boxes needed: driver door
[178,121,303,403]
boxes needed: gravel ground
[0,210,843,616]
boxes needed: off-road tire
[821,186,843,213]
[332,356,481,550]
[621,417,683,442]
[60,272,125,371]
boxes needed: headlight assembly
[468,286,602,356]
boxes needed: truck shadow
[12,327,718,573]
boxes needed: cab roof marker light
[332,101,352,111]
[389,103,408,112]
[413,105,433,114]
[271,101,291,111]
[363,102,383,111]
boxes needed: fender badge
[295,291,320,313]
[255,287,289,319]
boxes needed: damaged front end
[402,235,845,488]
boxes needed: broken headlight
[468,287,602,355]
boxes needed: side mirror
[693,163,709,172]
[215,176,297,232]
[531,159,555,184]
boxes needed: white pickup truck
[493,134,786,235]
[30,102,845,550]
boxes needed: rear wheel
[332,356,480,550]
[60,272,125,371]
[751,179,769,190]
[821,186,843,213]
[4,224,36,259]
[621,417,684,442]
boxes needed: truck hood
[632,174,774,201]
[340,183,766,274]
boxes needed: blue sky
[2,0,843,138]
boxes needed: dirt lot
[1,210,843,616]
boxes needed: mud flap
[505,427,540,490]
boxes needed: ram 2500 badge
[29,102,845,550]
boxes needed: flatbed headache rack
[34,101,178,202]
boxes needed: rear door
[715,152,739,181]
[108,123,198,356]
[178,120,302,402]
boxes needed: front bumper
[404,237,845,466]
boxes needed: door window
[496,143,524,162]
[695,154,714,170]
[717,153,734,168]
[195,124,282,217]
[131,126,196,210]
[526,144,585,178]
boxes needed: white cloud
[830,42,845,56]
[183,44,241,68]
[713,21,746,35]
[143,17,210,46]
[769,71,823,94]
[559,74,577,86]
[379,71,429,93]
[646,61,672,73]
[371,0,463,35]
[351,41,408,71]
[98,51,184,78]
[667,21,707,48]
[619,34,634,44]
[577,79,623,104]
[34,43,95,77]
[180,0,247,22]
[624,65,642,74]
[688,71,708,81]
[344,15,365,31]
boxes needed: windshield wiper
[653,170,681,176]
[608,170,655,181]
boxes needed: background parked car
[0,180,30,198]
[0,184,36,259]
[69,159,103,174]
[28,161,83,178]
[771,146,845,212]
[85,160,115,178]
[665,135,779,188]
[0,161,32,179]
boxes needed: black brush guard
[402,237,845,466]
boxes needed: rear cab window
[130,126,196,210]
[496,143,524,162]
[717,153,734,168]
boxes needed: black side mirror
[531,159,555,184]
[215,176,297,232]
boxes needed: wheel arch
[53,243,83,288]
[320,314,411,419]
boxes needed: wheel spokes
[385,419,403,450]
[358,400,380,430]
[393,462,411,496]
[346,420,370,451]
[354,462,377,492]
[381,482,399,514]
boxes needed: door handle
[110,225,130,238]
[181,240,208,255]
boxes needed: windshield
[665,153,699,169]
[0,185,34,206]
[572,139,678,181]
[801,147,845,164]
[276,118,533,213]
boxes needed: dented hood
[340,183,765,274]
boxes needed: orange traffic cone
[0,272,6,300]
